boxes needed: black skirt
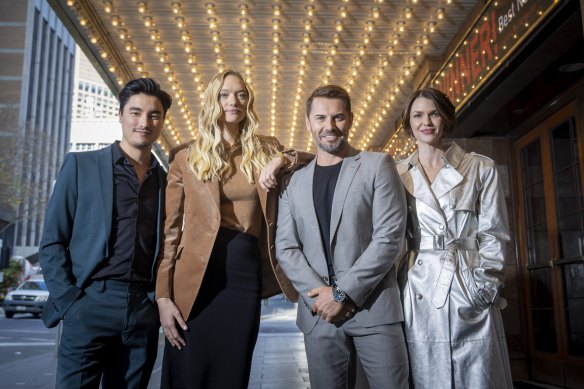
[161,228,262,389]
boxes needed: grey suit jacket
[275,147,407,334]
[39,144,166,328]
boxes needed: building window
[74,143,95,151]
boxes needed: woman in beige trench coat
[396,87,513,388]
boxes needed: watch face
[333,287,346,303]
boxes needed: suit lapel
[329,151,361,244]
[205,178,221,214]
[254,170,268,218]
[153,167,166,275]
[301,159,320,235]
[96,146,114,255]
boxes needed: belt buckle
[433,235,445,250]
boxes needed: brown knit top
[219,143,262,239]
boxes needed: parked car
[3,279,48,318]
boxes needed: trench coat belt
[414,236,478,309]
[416,235,479,251]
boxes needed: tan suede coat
[156,137,308,319]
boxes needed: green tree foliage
[0,259,24,301]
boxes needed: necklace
[223,127,240,144]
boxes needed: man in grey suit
[39,78,171,388]
[276,85,408,388]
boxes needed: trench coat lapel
[431,167,463,199]
[329,149,361,244]
[400,150,444,218]
[431,142,465,199]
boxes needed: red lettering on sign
[449,64,460,96]
[491,11,498,55]
[459,48,471,91]
[470,34,480,80]
[432,1,558,107]
[479,19,493,66]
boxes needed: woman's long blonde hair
[187,70,278,183]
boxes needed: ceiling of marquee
[51,0,481,155]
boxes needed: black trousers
[56,279,159,389]
[161,228,262,389]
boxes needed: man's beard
[313,130,347,155]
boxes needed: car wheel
[5,312,14,319]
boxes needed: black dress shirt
[92,142,160,283]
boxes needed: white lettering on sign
[498,0,528,33]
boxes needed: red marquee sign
[432,0,560,107]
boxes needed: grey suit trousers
[303,320,409,389]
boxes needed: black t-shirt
[313,161,343,283]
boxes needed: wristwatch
[332,284,347,304]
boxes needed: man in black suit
[39,78,171,388]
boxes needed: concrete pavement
[1,300,557,389]
[0,296,308,389]
[249,298,310,389]
[148,296,310,389]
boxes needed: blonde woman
[155,70,310,388]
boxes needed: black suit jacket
[39,144,166,327]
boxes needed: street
[0,313,60,388]
[0,297,309,389]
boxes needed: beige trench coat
[396,143,513,389]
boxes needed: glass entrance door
[515,101,584,387]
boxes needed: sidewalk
[0,297,308,389]
[149,296,310,389]
[249,298,310,389]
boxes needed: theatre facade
[43,0,584,386]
